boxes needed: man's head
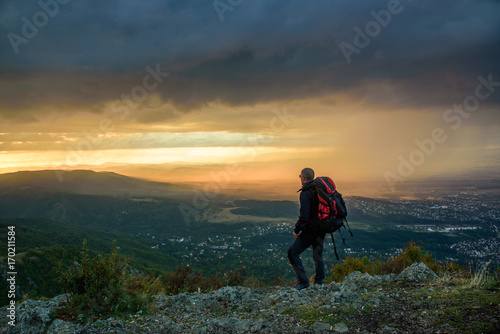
[299,168,315,185]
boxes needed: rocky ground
[2,263,499,333]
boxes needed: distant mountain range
[0,169,196,198]
[0,170,200,235]
[0,169,299,231]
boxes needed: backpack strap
[330,232,339,261]
[339,227,346,245]
[344,218,353,237]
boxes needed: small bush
[380,241,440,274]
[330,256,372,282]
[226,267,244,286]
[329,241,448,282]
[56,240,161,322]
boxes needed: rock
[328,282,342,291]
[319,304,332,312]
[333,289,365,309]
[396,262,439,282]
[333,322,349,333]
[106,317,125,328]
[191,327,208,334]
[7,294,67,334]
[204,317,274,333]
[340,281,358,293]
[383,324,396,332]
[313,321,331,331]
[343,271,374,286]
[46,319,80,334]
[332,280,366,309]
[372,274,396,284]
[367,296,380,307]
[250,318,275,332]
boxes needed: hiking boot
[293,282,310,291]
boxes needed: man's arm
[294,190,313,236]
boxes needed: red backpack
[300,176,352,259]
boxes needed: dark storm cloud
[0,0,499,120]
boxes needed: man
[287,167,326,290]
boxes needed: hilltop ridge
[0,170,196,198]
[4,263,499,334]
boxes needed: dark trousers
[287,230,326,285]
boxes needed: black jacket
[294,180,319,234]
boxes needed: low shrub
[55,240,161,322]
[329,241,451,282]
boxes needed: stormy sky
[0,0,499,195]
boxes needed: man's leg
[287,234,313,286]
[312,233,326,284]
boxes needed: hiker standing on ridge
[287,167,326,290]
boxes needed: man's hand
[293,232,299,239]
